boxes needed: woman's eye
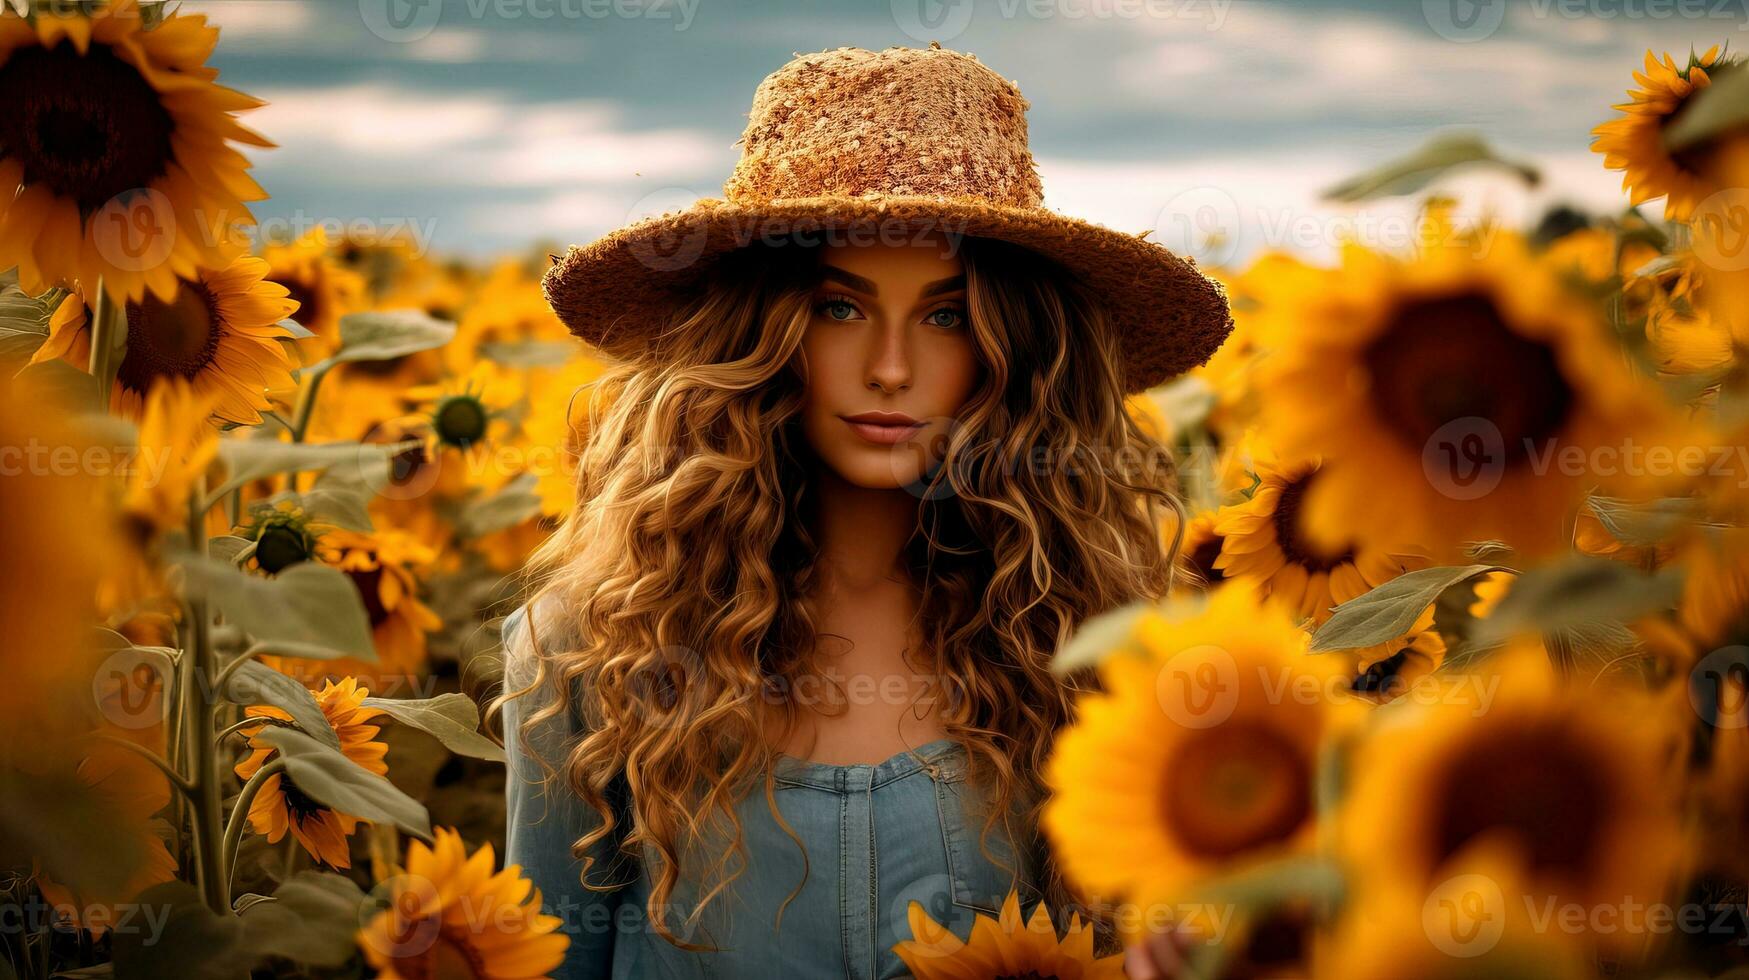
[925,308,966,329]
[816,299,860,321]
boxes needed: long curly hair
[501,233,1185,947]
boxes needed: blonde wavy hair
[501,233,1185,947]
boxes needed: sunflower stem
[88,731,196,796]
[85,280,127,414]
[288,362,334,445]
[183,476,230,914]
[222,757,285,895]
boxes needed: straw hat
[542,43,1232,394]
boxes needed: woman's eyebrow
[818,267,967,297]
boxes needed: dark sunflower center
[1163,720,1311,859]
[254,525,311,574]
[1271,472,1353,573]
[1226,903,1312,978]
[348,565,391,628]
[280,275,324,336]
[1187,533,1226,587]
[1362,294,1573,466]
[0,42,175,212]
[118,281,224,393]
[434,396,488,448]
[278,774,327,823]
[1432,723,1608,879]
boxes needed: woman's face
[794,233,982,490]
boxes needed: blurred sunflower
[1212,451,1428,623]
[238,498,330,575]
[265,527,443,690]
[1327,854,1590,980]
[1044,583,1359,905]
[1341,646,1686,950]
[1675,527,1749,647]
[1174,510,1228,593]
[523,356,604,519]
[1254,233,1682,562]
[0,370,110,755]
[894,888,1123,980]
[358,827,569,979]
[261,228,365,359]
[34,748,177,936]
[1592,46,1729,222]
[447,261,568,374]
[232,676,389,869]
[119,374,221,536]
[0,0,269,302]
[1348,621,1447,704]
[30,255,298,425]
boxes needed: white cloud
[248,83,724,187]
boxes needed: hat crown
[722,45,1044,208]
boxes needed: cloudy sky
[190,0,1741,264]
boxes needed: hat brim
[542,194,1232,394]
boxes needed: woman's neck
[807,462,918,592]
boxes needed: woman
[500,43,1231,978]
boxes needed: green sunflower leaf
[110,881,247,980]
[315,309,457,369]
[362,693,507,763]
[178,557,377,662]
[1310,564,1509,652]
[219,660,342,751]
[1320,132,1539,203]
[236,871,369,968]
[204,439,410,508]
[1471,556,1685,645]
[1663,64,1749,152]
[253,727,432,840]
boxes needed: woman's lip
[843,418,926,444]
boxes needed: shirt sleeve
[500,600,628,978]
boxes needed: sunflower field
[3,1,1749,978]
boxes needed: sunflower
[1327,853,1590,980]
[446,261,568,374]
[357,827,569,979]
[1173,511,1227,594]
[0,0,270,303]
[894,887,1123,980]
[264,527,443,692]
[1253,232,1682,563]
[30,255,298,425]
[1340,646,1687,953]
[1212,450,1428,624]
[1044,583,1359,906]
[408,360,520,454]
[1592,47,1730,222]
[237,498,330,575]
[34,747,178,936]
[522,354,606,519]
[118,374,221,535]
[260,228,365,360]
[232,677,389,869]
[0,370,110,756]
[1675,526,1749,647]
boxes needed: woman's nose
[865,321,912,394]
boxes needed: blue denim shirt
[500,601,1044,979]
